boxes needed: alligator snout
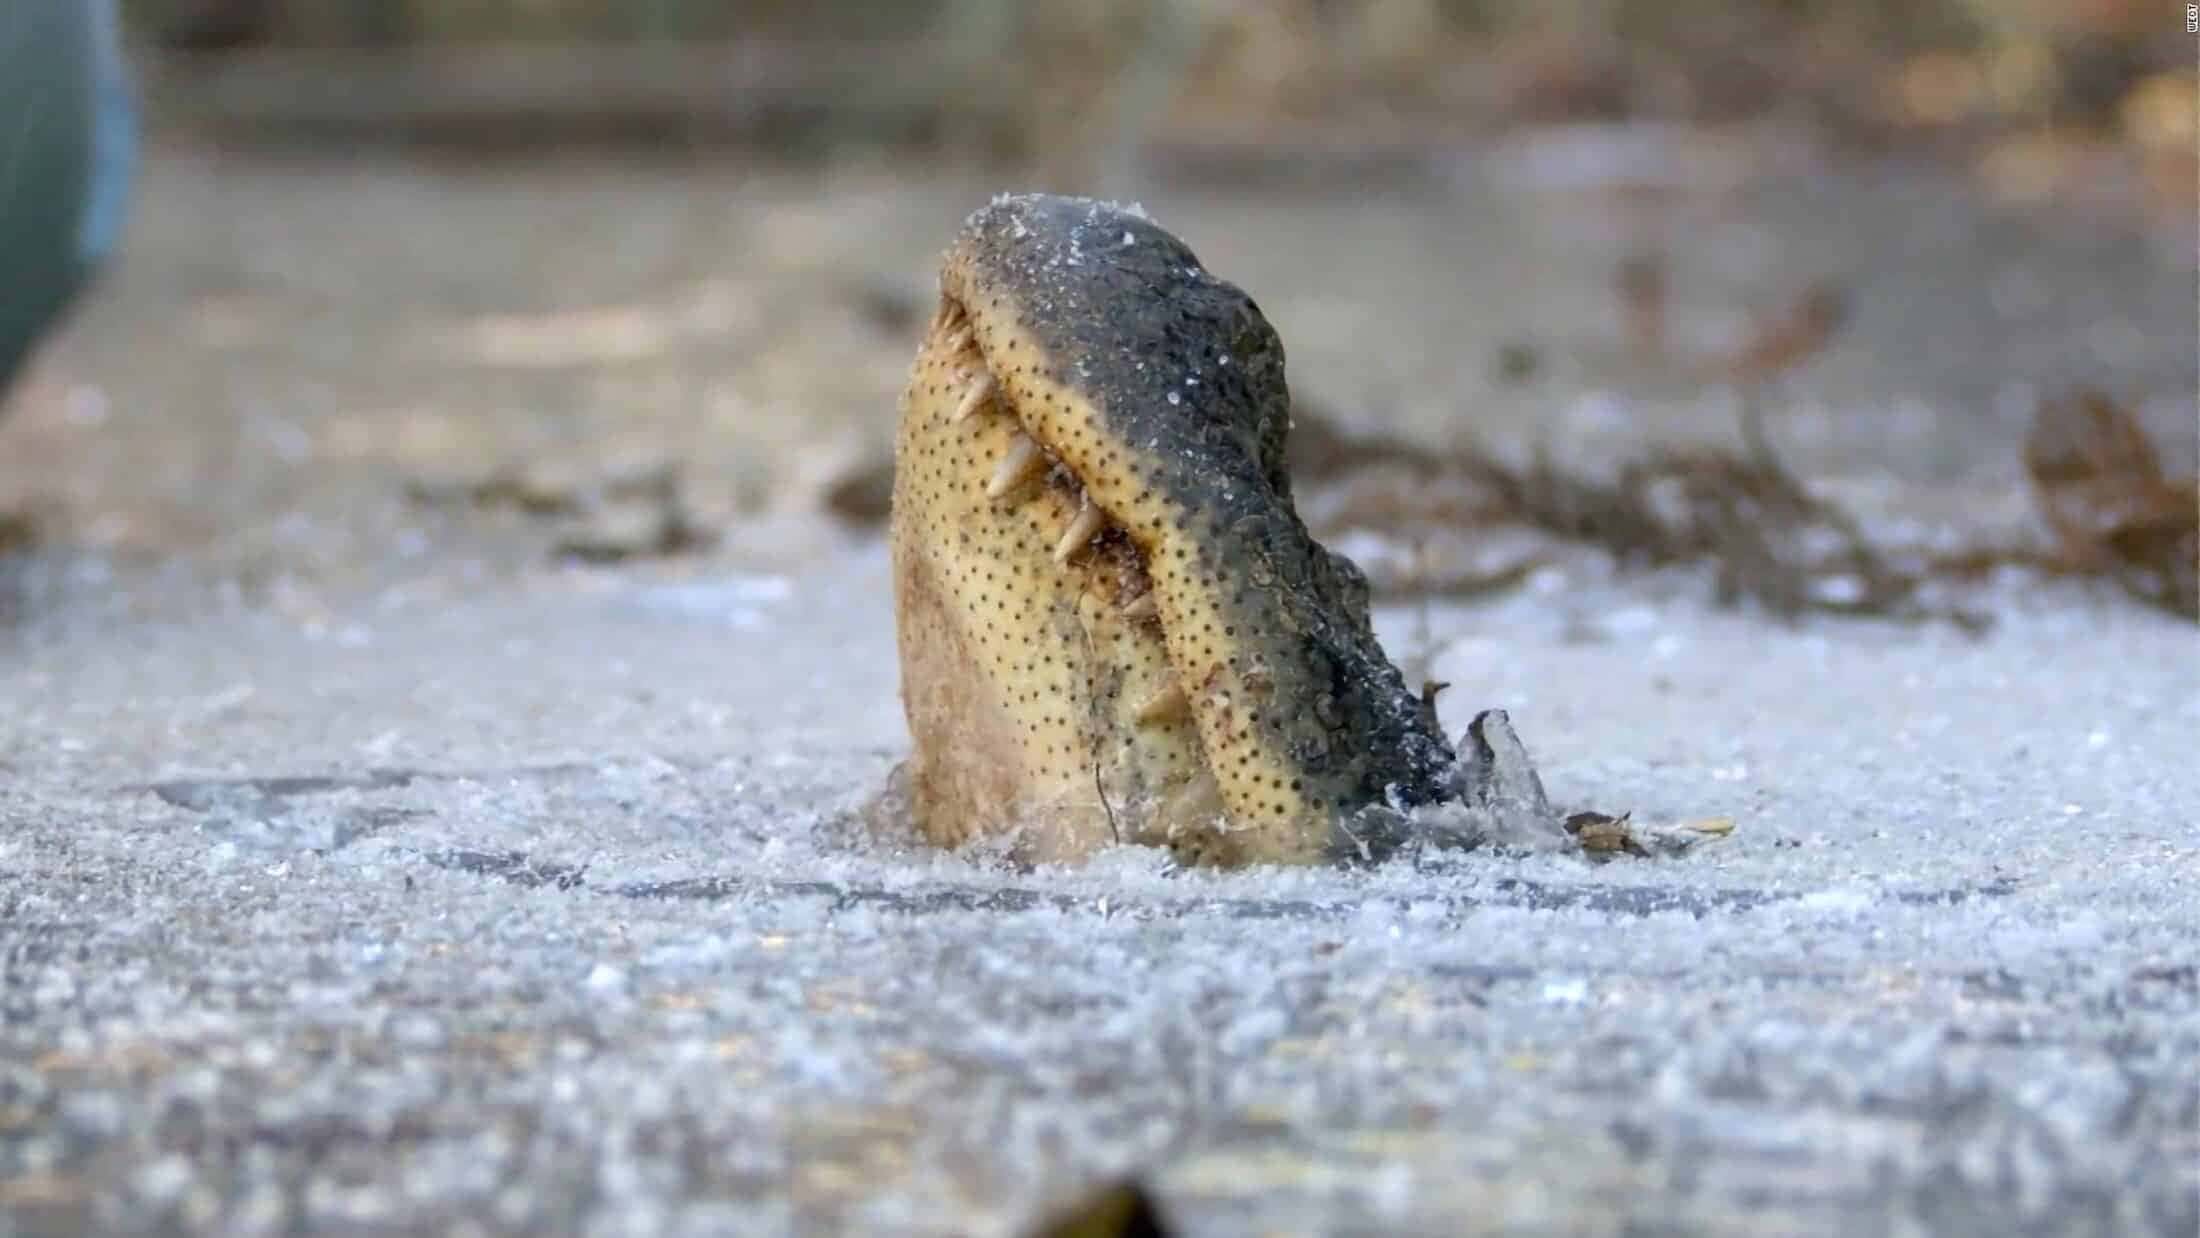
[889,193,1535,866]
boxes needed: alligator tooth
[986,431,1046,498]
[1135,683,1189,724]
[1053,496,1106,562]
[1120,591,1158,622]
[953,372,995,422]
[942,324,973,356]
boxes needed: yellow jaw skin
[894,293,1226,863]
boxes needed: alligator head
[890,193,1539,866]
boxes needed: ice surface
[1,545,2195,1235]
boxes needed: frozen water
[0,545,2194,1235]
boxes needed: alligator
[889,193,1557,866]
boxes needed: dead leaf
[2120,72,2197,152]
[0,511,36,556]
[1023,1180,1174,1238]
[822,449,896,526]
[1615,252,1667,360]
[2024,390,2198,620]
[1564,811,1649,859]
[1710,283,1848,384]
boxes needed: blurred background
[2,0,2194,622]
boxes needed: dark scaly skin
[892,194,1461,866]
